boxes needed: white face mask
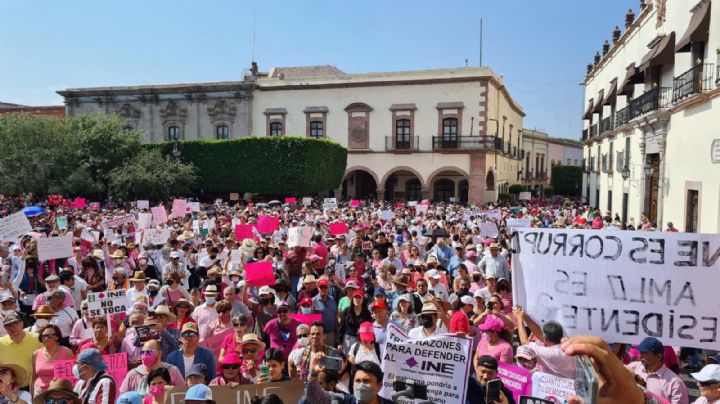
[139,259,148,266]
[297,336,309,347]
[35,318,49,328]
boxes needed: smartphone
[485,378,501,403]
[260,364,270,379]
[575,354,599,404]
[319,356,343,371]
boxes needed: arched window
[167,125,180,141]
[216,125,229,140]
[270,122,283,136]
[434,179,455,202]
[441,118,458,147]
[405,179,422,201]
[309,121,324,138]
[395,119,411,149]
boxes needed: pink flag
[256,215,279,234]
[73,198,86,208]
[420,199,430,205]
[284,197,297,204]
[329,223,348,236]
[351,199,360,207]
[151,206,168,225]
[245,261,276,287]
[235,224,255,241]
[291,313,322,326]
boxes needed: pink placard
[329,222,348,236]
[256,215,279,234]
[351,199,360,207]
[171,199,187,218]
[54,352,127,387]
[245,261,276,287]
[497,362,532,402]
[73,198,86,208]
[285,197,297,204]
[199,328,233,357]
[396,201,404,209]
[291,313,322,326]
[151,206,168,225]
[88,202,100,210]
[235,224,255,241]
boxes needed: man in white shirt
[380,247,403,272]
[478,243,510,281]
[126,271,149,313]
[426,269,449,301]
[408,301,449,339]
[59,270,87,311]
[48,290,79,347]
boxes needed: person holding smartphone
[466,355,514,404]
[257,348,291,383]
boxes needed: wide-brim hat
[206,267,226,277]
[238,333,266,350]
[204,284,219,296]
[174,298,195,311]
[129,270,147,282]
[489,243,501,250]
[393,275,409,287]
[303,275,317,284]
[153,305,177,323]
[0,361,29,388]
[110,250,125,258]
[32,305,57,318]
[420,302,438,315]
[242,238,256,249]
[91,249,104,260]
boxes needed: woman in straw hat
[28,305,56,334]
[0,362,31,404]
[32,379,80,404]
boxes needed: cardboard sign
[350,199,360,207]
[498,362,532,402]
[408,201,418,207]
[519,191,532,201]
[513,228,720,349]
[171,199,187,218]
[476,209,502,220]
[329,222,348,236]
[136,200,150,210]
[73,198,86,208]
[143,228,171,245]
[302,197,312,206]
[0,211,33,240]
[37,235,73,262]
[245,261,275,287]
[380,324,473,403]
[287,226,312,248]
[415,204,428,214]
[89,202,101,210]
[198,328,233,357]
[531,372,576,401]
[56,216,68,230]
[167,380,305,404]
[87,289,128,318]
[479,222,499,238]
[290,313,322,326]
[54,352,127,387]
[235,224,255,242]
[229,193,240,201]
[230,249,243,265]
[285,197,297,204]
[151,206,168,225]
[138,213,153,230]
[102,214,136,229]
[380,210,394,221]
[135,325,160,343]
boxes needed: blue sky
[0,0,635,139]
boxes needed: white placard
[188,202,200,212]
[143,228,171,245]
[479,222,499,238]
[137,213,153,230]
[507,218,532,233]
[102,214,135,229]
[230,249,243,265]
[37,235,73,262]
[513,228,720,350]
[408,201,418,207]
[380,210,394,221]
[287,226,313,248]
[136,200,150,210]
[0,211,32,240]
[302,197,313,206]
[416,205,428,214]
[531,372,576,401]
[87,289,128,318]
[519,191,532,201]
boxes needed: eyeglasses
[242,348,258,354]
[139,350,156,356]
[44,399,71,404]
[42,333,58,339]
[297,333,308,338]
[181,332,198,338]
[222,364,240,370]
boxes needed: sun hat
[129,271,147,282]
[169,250,183,259]
[77,348,107,372]
[45,274,60,282]
[110,250,125,258]
[692,364,720,383]
[258,286,275,296]
[478,317,504,332]
[238,333,266,350]
[0,361,29,388]
[33,378,80,404]
[516,345,536,361]
[2,312,22,326]
[185,384,213,401]
[153,305,177,323]
[358,321,375,342]
[32,305,57,318]
[394,275,409,287]
[0,293,15,303]
[420,301,438,315]
[204,284,219,296]
[489,243,501,249]
[174,298,195,311]
[91,249,104,260]
[303,275,317,284]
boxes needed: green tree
[108,149,197,200]
[543,185,554,196]
[551,165,583,197]
[509,184,526,195]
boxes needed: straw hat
[32,305,57,318]
[129,271,147,282]
[0,361,29,388]
[237,333,266,350]
[153,305,177,323]
[110,250,125,259]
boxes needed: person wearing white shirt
[408,301,449,339]
[126,271,149,312]
[163,250,189,289]
[380,247,403,272]
[47,291,79,346]
[478,243,511,281]
[426,269,449,302]
[59,271,87,311]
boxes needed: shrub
[498,193,511,202]
[543,186,554,196]
[551,165,583,197]
[509,184,526,195]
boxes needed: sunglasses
[297,333,308,338]
[45,399,71,404]
[222,364,240,370]
[181,332,198,338]
[139,350,156,356]
[242,348,258,354]
[42,333,58,339]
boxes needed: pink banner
[151,206,168,225]
[89,202,100,210]
[171,199,187,218]
[245,261,276,287]
[256,215,279,234]
[291,313,322,326]
[54,352,127,387]
[350,200,360,207]
[284,197,297,204]
[497,362,532,402]
[199,328,233,358]
[235,224,255,241]
[329,222,348,236]
[73,198,86,208]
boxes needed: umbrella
[22,206,46,217]
[268,200,282,206]
[425,228,450,238]
[255,203,269,208]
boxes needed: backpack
[351,341,381,362]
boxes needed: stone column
[376,190,386,201]
[469,152,488,205]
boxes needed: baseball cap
[460,295,474,305]
[477,355,498,371]
[693,364,720,383]
[317,278,329,287]
[427,269,441,279]
[45,274,60,282]
[371,300,387,311]
[258,286,274,296]
[185,363,208,379]
[185,384,213,401]
[77,348,108,372]
[374,287,385,297]
[2,312,22,326]
[636,337,664,354]
[181,322,199,335]
[358,321,375,342]
[0,293,15,303]
[117,392,143,404]
[345,280,359,289]
[478,317,504,333]
[299,297,313,306]
[516,345,536,361]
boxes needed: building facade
[0,102,65,119]
[582,0,719,232]
[59,65,527,204]
[521,129,583,194]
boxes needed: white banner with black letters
[512,228,720,349]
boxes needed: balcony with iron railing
[615,105,629,127]
[629,87,672,120]
[600,115,614,134]
[385,136,419,152]
[582,128,588,141]
[672,63,716,103]
[431,135,498,151]
[589,123,598,138]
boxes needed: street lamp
[643,163,654,177]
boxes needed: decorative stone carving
[184,93,207,104]
[114,103,141,119]
[159,100,187,121]
[655,0,666,27]
[207,100,237,120]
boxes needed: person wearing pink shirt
[627,337,688,404]
[474,317,513,364]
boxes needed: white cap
[460,295,474,305]
[473,290,485,299]
[692,364,720,382]
[427,269,441,279]
[170,251,183,259]
[258,286,275,296]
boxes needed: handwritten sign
[230,250,243,265]
[380,210,394,221]
[143,228,171,245]
[187,201,200,212]
[229,193,240,201]
[54,352,127,386]
[0,211,33,240]
[302,197,312,206]
[256,216,279,234]
[507,218,532,233]
[290,313,322,326]
[171,199,187,218]
[329,223,348,236]
[479,222,499,238]
[284,197,297,204]
[151,206,168,225]
[37,235,73,262]
[102,214,136,229]
[138,213,153,230]
[87,289,128,318]
[167,381,305,404]
[531,372,576,401]
[416,204,428,214]
[136,200,150,210]
[245,261,275,287]
[198,328,233,357]
[287,226,312,248]
[498,362,532,402]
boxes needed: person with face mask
[72,348,118,404]
[242,285,278,344]
[191,285,219,340]
[118,339,184,397]
[287,323,311,378]
[408,301,449,339]
[145,367,171,404]
[304,357,393,404]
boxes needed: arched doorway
[342,170,378,200]
[434,179,455,203]
[406,179,422,201]
[459,180,469,204]
[486,171,495,190]
[382,168,424,201]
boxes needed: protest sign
[0,211,32,240]
[187,201,200,212]
[245,261,275,287]
[235,224,255,241]
[285,197,297,204]
[171,199,187,218]
[230,249,243,265]
[351,199,360,207]
[56,216,68,230]
[329,222,348,236]
[408,201,418,207]
[415,204,428,214]
[73,197,86,208]
[531,372,575,401]
[519,397,555,404]
[420,199,429,205]
[507,218,532,233]
[519,191,532,201]
[479,222,500,238]
[102,214,136,229]
[167,381,305,404]
[37,235,73,262]
[324,197,337,206]
[498,362,532,402]
[138,213,153,230]
[136,200,150,210]
[54,352,127,387]
[380,210,394,221]
[302,197,312,206]
[151,206,168,225]
[288,226,312,248]
[290,313,322,326]
[143,228,171,245]
[380,323,472,404]
[135,325,160,343]
[256,215,279,234]
[199,328,233,358]
[89,202,101,210]
[513,228,720,349]
[476,209,502,220]
[87,289,128,318]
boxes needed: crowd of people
[0,195,716,404]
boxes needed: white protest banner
[302,197,312,206]
[0,211,32,240]
[479,222,500,238]
[380,324,472,404]
[476,209,502,220]
[102,214,136,229]
[380,210,394,221]
[136,200,150,210]
[531,372,576,401]
[415,204,428,214]
[137,213,153,230]
[507,218,532,233]
[322,198,337,210]
[187,201,200,212]
[80,228,96,243]
[287,226,312,248]
[37,235,73,262]
[408,201,418,207]
[143,228,171,245]
[87,289,128,318]
[513,228,720,349]
[519,191,532,201]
